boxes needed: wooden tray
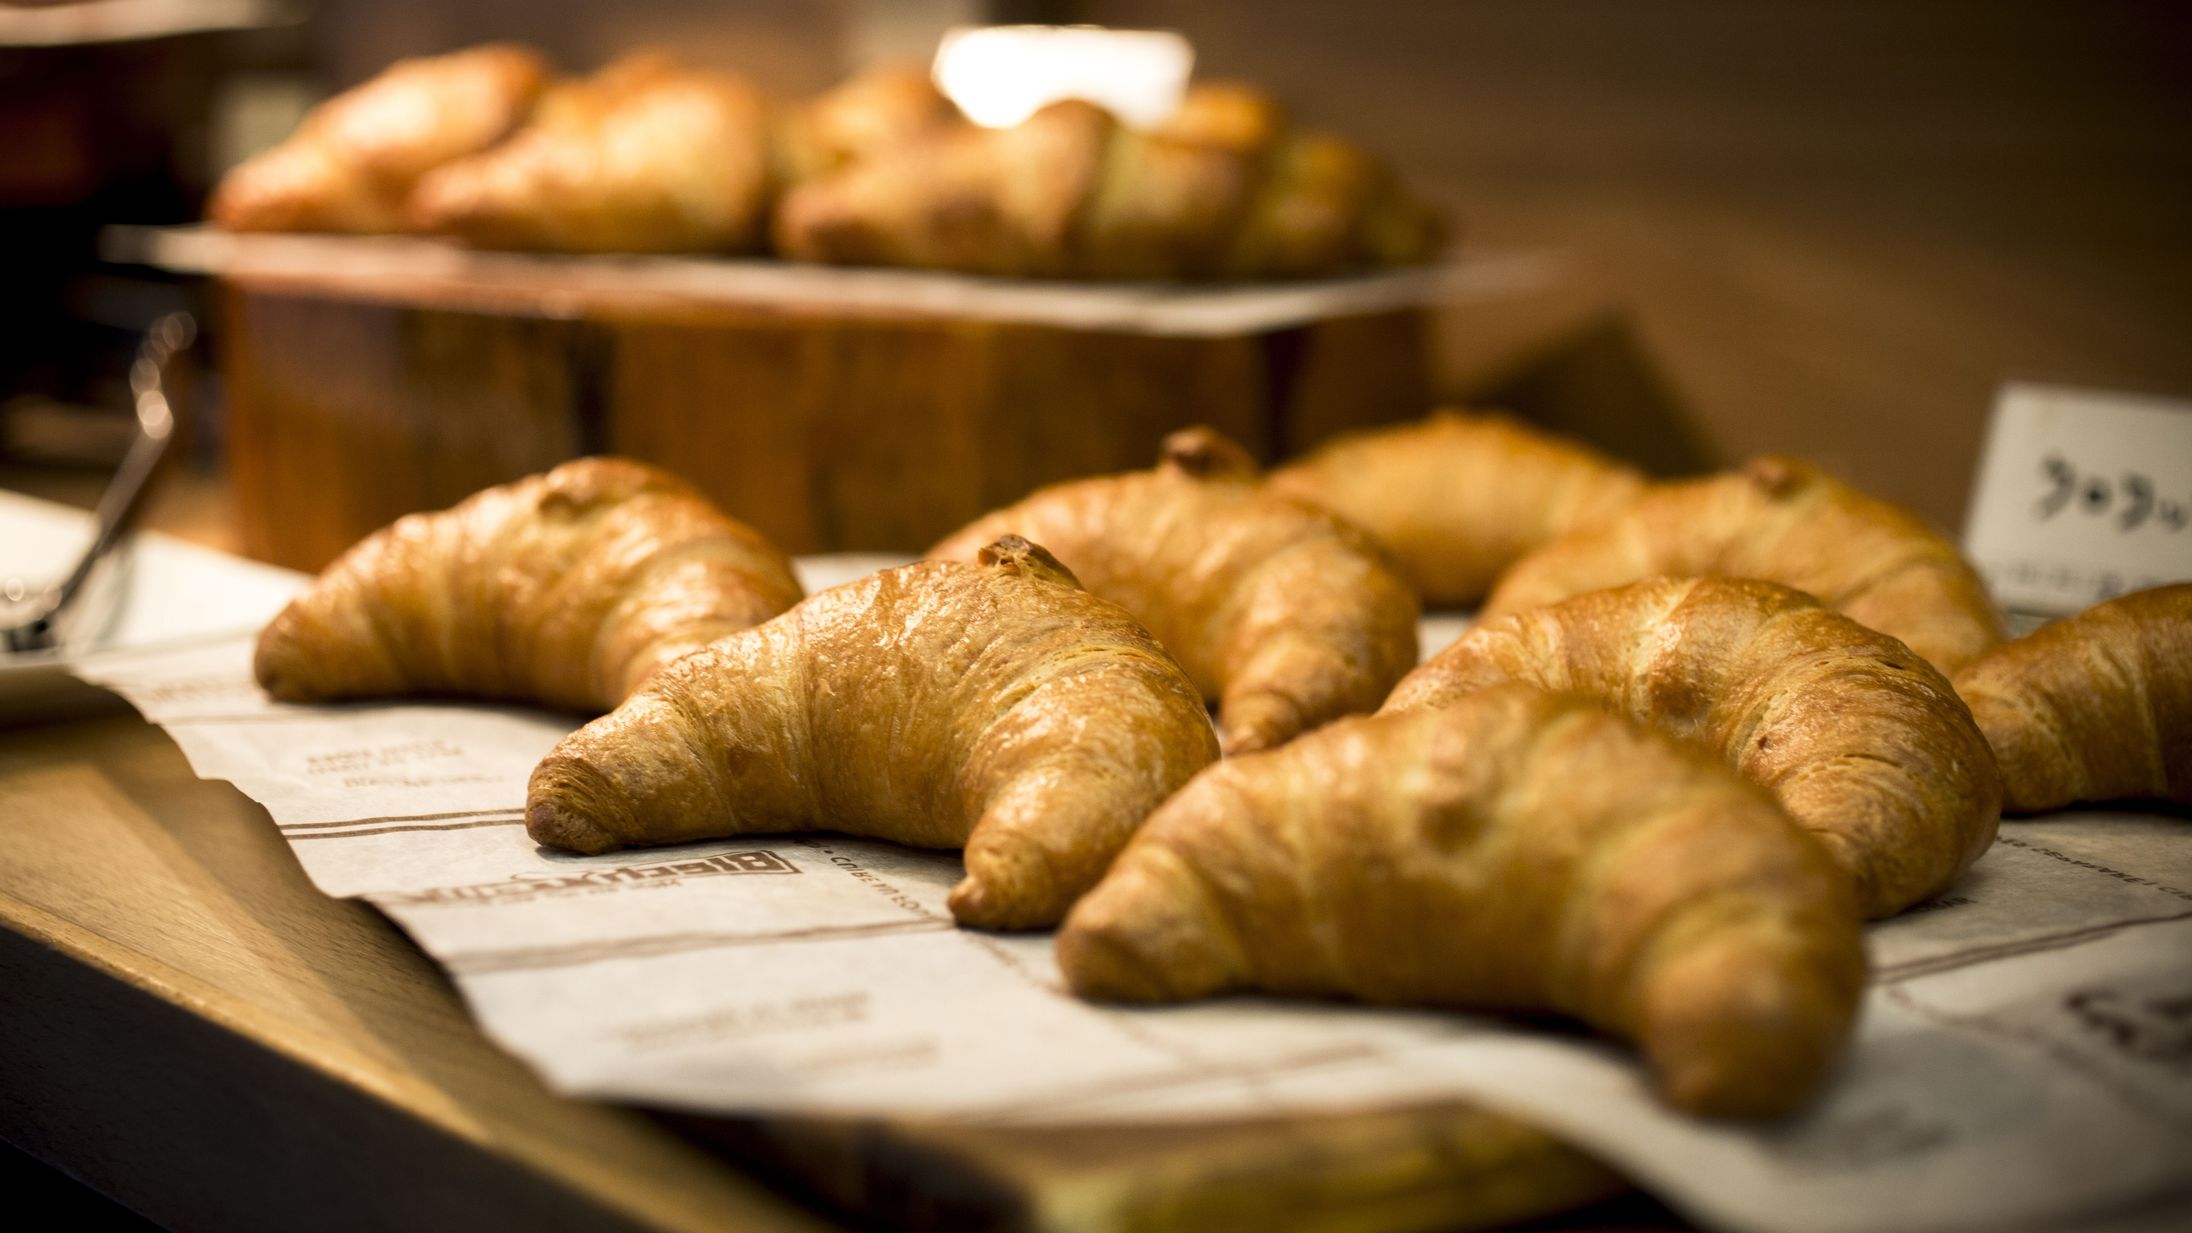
[108,228,1547,570]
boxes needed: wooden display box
[122,230,1510,571]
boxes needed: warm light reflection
[932,25,1193,129]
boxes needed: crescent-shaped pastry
[407,53,779,253]
[1385,577,2000,917]
[1059,684,1866,1119]
[1953,583,2192,812]
[1270,411,1645,607]
[774,95,1441,279]
[929,428,1421,755]
[211,43,549,234]
[527,537,1221,929]
[254,457,801,713]
[1481,456,2005,674]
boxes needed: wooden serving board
[0,707,1640,1233]
[98,228,1560,572]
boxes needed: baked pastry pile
[211,43,1443,279]
[258,411,2183,1119]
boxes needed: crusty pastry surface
[1060,683,1867,1119]
[1953,583,2192,812]
[528,537,1220,929]
[254,457,801,713]
[1387,577,2000,917]
[930,428,1420,754]
[1483,456,2005,675]
[1271,410,1645,607]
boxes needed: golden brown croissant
[1153,81,1290,154]
[775,62,965,184]
[408,53,780,253]
[928,428,1420,755]
[1482,456,2006,675]
[775,94,1442,280]
[527,537,1220,929]
[1386,577,2000,918]
[211,43,549,234]
[1270,410,1646,608]
[1059,683,1866,1119]
[254,457,801,713]
[1952,583,2192,812]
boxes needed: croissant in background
[528,538,1220,929]
[1060,684,1866,1119]
[211,43,549,234]
[776,85,1443,280]
[255,457,801,713]
[1483,456,2005,675]
[1270,410,1645,607]
[408,52,778,253]
[774,62,966,184]
[1953,583,2192,813]
[408,56,963,253]
[929,428,1420,754]
[1387,577,2000,918]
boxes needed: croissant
[929,428,1420,754]
[1952,583,2192,812]
[408,56,962,254]
[1386,577,2000,918]
[775,93,1443,280]
[528,537,1219,929]
[407,53,778,253]
[254,457,801,713]
[1059,684,1866,1118]
[211,43,549,233]
[1482,456,2006,675]
[1270,410,1646,608]
[774,62,966,184]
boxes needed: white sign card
[1964,383,2192,615]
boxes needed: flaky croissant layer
[1483,456,2005,675]
[211,43,550,234]
[1954,583,2192,812]
[931,427,1419,755]
[254,457,801,713]
[1388,577,2000,918]
[528,537,1220,929]
[1270,410,1645,607]
[1059,684,1867,1119]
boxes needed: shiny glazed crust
[253,457,801,713]
[1953,583,2192,812]
[1482,456,2006,675]
[1387,577,2001,918]
[526,538,1221,929]
[929,428,1421,755]
[1059,684,1867,1119]
[1270,410,1646,607]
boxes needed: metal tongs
[2,313,195,654]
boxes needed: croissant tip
[946,875,1062,931]
[1159,427,1259,479]
[976,536,1082,589]
[525,798,621,855]
[1742,455,1806,497]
